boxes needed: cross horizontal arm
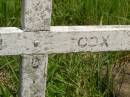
[0,25,130,55]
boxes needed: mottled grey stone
[22,0,52,31]
[20,55,48,97]
[21,0,52,97]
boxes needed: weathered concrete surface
[20,0,52,97]
[20,55,48,97]
[1,26,130,55]
[22,0,52,31]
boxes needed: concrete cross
[1,0,130,97]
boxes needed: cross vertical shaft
[20,0,52,97]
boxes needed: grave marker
[0,0,130,97]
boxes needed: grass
[0,0,130,97]
[52,0,130,25]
